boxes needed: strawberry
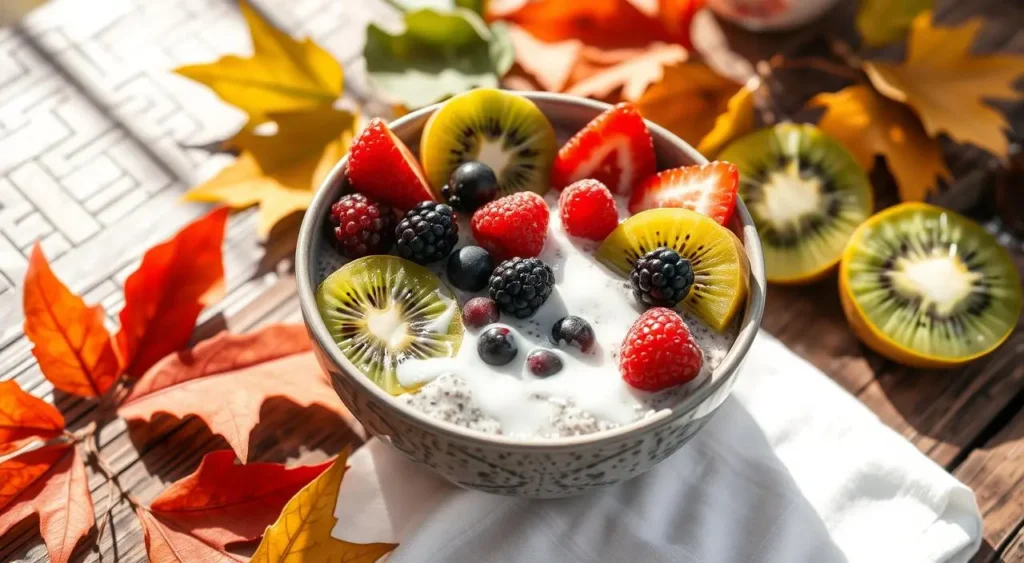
[471,192,549,260]
[558,179,619,241]
[551,102,656,196]
[346,118,435,210]
[628,162,739,225]
[619,307,703,392]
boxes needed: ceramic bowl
[296,92,766,498]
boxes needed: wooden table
[1,0,1022,561]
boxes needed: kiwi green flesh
[846,207,1022,361]
[721,123,872,279]
[316,256,463,395]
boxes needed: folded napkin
[332,332,982,563]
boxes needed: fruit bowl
[296,92,766,498]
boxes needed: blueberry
[478,326,518,366]
[550,316,596,353]
[462,297,500,329]
[446,246,495,291]
[526,349,563,377]
[444,161,499,212]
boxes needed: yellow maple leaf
[184,107,354,238]
[632,62,744,153]
[856,0,933,47]
[176,0,343,122]
[811,84,950,202]
[251,448,398,563]
[696,83,756,157]
[863,11,1024,156]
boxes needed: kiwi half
[316,256,463,395]
[597,208,750,332]
[840,203,1022,368]
[420,88,556,197]
[719,123,873,284]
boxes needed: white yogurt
[395,194,737,439]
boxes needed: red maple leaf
[0,381,65,456]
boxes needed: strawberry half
[346,118,435,210]
[628,162,739,225]
[551,102,656,196]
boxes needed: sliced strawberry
[346,118,435,210]
[551,102,656,195]
[628,162,739,225]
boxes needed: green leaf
[364,8,514,108]
[856,0,934,47]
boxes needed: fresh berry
[619,307,703,392]
[628,162,739,225]
[558,179,619,241]
[526,349,563,377]
[327,193,397,259]
[551,102,656,195]
[630,247,694,307]
[550,316,596,353]
[462,297,500,329]
[478,326,518,366]
[346,118,435,210]
[443,161,499,212]
[488,257,555,318]
[471,192,549,260]
[446,246,495,292]
[395,202,458,264]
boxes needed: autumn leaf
[149,450,333,549]
[0,382,64,456]
[185,108,355,236]
[696,83,756,157]
[175,0,343,123]
[115,207,229,378]
[864,11,1024,156]
[364,8,514,108]
[118,324,349,462]
[856,0,933,47]
[505,24,582,92]
[136,507,242,563]
[22,244,120,397]
[566,43,687,101]
[633,62,744,149]
[251,448,398,562]
[811,84,950,202]
[0,445,94,563]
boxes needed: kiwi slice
[420,88,557,197]
[719,123,873,284]
[597,208,750,332]
[316,256,463,395]
[840,203,1022,368]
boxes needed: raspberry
[327,193,397,259]
[470,192,549,260]
[488,257,555,318]
[558,179,619,241]
[630,247,694,307]
[619,308,703,392]
[395,202,459,264]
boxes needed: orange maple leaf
[0,445,94,563]
[115,207,229,378]
[117,324,350,461]
[22,244,120,397]
[136,506,242,563]
[0,382,64,456]
[148,450,332,550]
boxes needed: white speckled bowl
[297,92,766,498]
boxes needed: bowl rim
[296,91,766,451]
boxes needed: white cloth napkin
[331,332,982,563]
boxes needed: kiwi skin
[838,203,1022,368]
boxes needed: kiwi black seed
[420,88,557,198]
[315,255,463,395]
[719,123,873,284]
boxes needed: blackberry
[395,202,459,264]
[630,247,694,307]
[488,257,555,318]
[328,193,397,259]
